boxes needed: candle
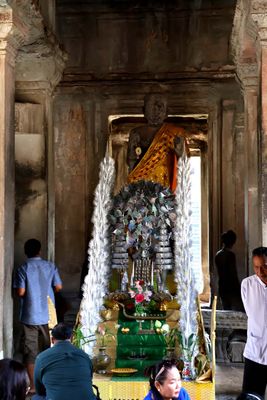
[130,261,135,286]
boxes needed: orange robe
[127,123,186,192]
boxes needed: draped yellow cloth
[47,296,57,330]
[127,123,186,191]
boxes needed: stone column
[15,39,67,263]
[234,113,246,280]
[251,2,267,246]
[208,102,222,297]
[237,63,260,273]
[261,46,267,245]
[39,0,56,32]
[12,5,66,360]
[0,5,27,357]
[221,100,237,231]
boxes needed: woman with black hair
[0,358,30,400]
[144,361,190,400]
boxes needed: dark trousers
[242,357,267,397]
[23,324,50,364]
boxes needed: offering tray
[111,368,138,377]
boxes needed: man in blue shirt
[13,238,62,394]
[32,323,96,400]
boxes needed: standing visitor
[215,230,243,310]
[144,360,190,400]
[241,246,267,398]
[13,239,62,394]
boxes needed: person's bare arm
[54,284,62,293]
[241,280,248,315]
[17,288,26,297]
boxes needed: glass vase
[93,346,111,374]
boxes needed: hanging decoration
[173,151,199,379]
[79,156,115,355]
[109,180,175,259]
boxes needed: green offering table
[115,311,166,373]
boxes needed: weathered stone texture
[14,103,47,268]
[56,0,236,80]
[0,1,31,358]
[54,100,89,290]
[260,46,267,245]
[53,78,245,297]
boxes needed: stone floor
[215,363,243,399]
[215,363,267,400]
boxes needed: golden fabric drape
[127,123,186,191]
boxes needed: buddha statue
[127,93,187,192]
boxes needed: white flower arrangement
[79,156,115,355]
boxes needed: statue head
[144,93,168,126]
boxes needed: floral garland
[109,180,175,258]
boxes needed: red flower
[139,280,144,286]
[135,293,145,303]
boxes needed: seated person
[0,358,30,400]
[144,360,190,400]
[33,323,96,400]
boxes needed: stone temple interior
[0,0,267,396]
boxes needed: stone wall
[14,103,47,268]
[0,0,264,360]
[57,0,236,79]
[10,0,66,358]
[53,82,245,294]
[53,0,248,294]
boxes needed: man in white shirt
[241,247,267,398]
